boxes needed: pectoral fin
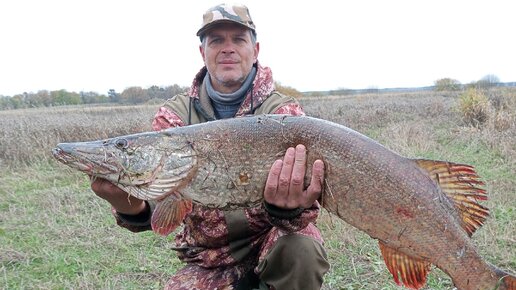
[119,174,195,200]
[151,192,193,236]
[379,241,431,290]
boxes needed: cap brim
[196,19,255,37]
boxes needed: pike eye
[114,138,128,149]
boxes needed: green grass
[0,164,182,289]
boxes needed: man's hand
[90,177,146,215]
[263,144,324,209]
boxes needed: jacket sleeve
[112,201,156,233]
[152,106,186,130]
[263,201,321,233]
[272,102,306,116]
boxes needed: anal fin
[379,241,431,290]
[491,265,516,290]
[415,159,489,236]
[151,192,193,236]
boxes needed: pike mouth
[52,147,119,175]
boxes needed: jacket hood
[187,62,275,116]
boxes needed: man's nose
[221,40,236,53]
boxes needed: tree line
[0,84,188,110]
[433,74,502,91]
[1,75,506,110]
[0,82,303,110]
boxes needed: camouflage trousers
[164,224,330,290]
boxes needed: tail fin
[492,266,516,290]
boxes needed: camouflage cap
[196,3,256,38]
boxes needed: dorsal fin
[379,241,431,289]
[151,192,192,236]
[415,159,489,236]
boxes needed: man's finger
[263,159,283,203]
[277,147,295,196]
[302,160,325,208]
[289,144,307,203]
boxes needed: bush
[434,78,462,91]
[458,88,490,127]
[275,82,303,98]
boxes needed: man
[91,4,330,290]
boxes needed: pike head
[52,131,197,200]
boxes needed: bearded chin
[215,73,246,89]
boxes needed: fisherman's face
[200,23,259,94]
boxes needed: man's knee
[257,234,330,290]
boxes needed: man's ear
[254,42,260,63]
[199,44,206,63]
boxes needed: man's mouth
[219,59,238,64]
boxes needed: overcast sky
[1,0,515,96]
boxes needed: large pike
[52,114,515,290]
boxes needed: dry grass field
[0,89,514,289]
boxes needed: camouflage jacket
[114,63,322,268]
